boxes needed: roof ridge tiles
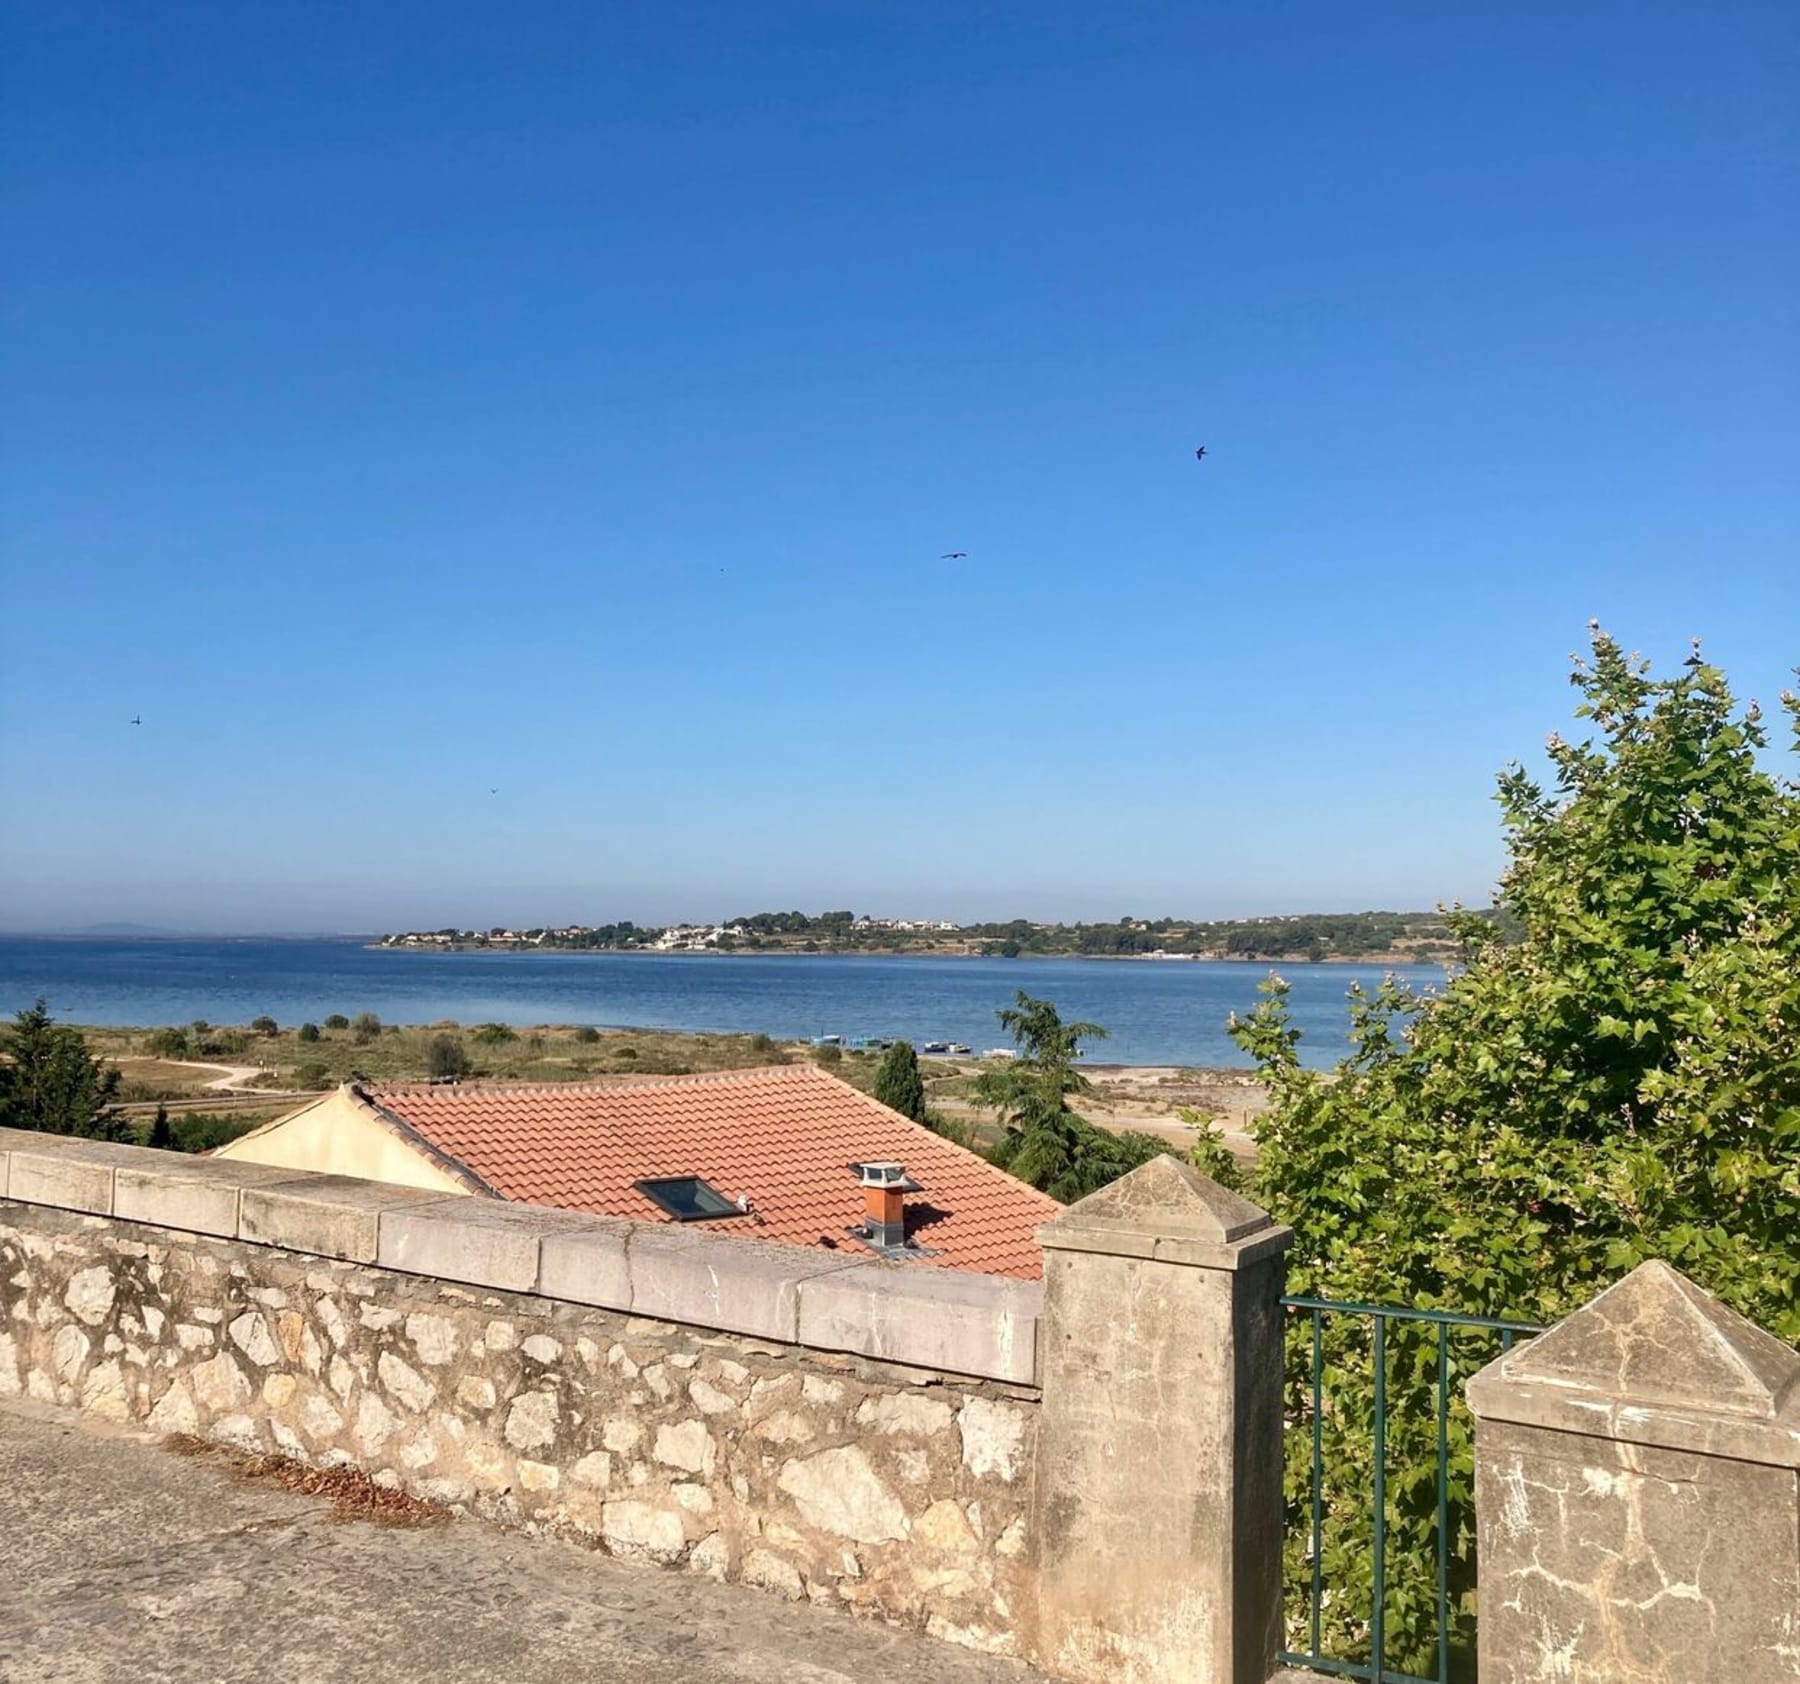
[371,1063,814,1100]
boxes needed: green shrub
[572,1026,600,1044]
[297,1023,321,1043]
[171,1112,263,1153]
[350,1012,381,1044]
[427,1035,472,1080]
[323,1014,349,1031]
[250,1016,278,1036]
[472,1023,516,1045]
[144,1027,190,1058]
[292,1062,332,1090]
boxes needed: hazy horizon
[0,889,1480,941]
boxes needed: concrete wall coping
[1038,1154,1294,1272]
[1466,1371,1800,1469]
[0,1128,1039,1385]
[1468,1261,1800,1470]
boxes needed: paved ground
[0,1399,1040,1684]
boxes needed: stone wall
[0,1202,1036,1650]
[1,1129,1302,1684]
[0,1129,1042,1658]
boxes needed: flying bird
[1194,446,1207,461]
[940,551,968,560]
[130,715,141,726]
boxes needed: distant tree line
[964,910,1470,961]
[384,907,1476,959]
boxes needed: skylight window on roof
[635,1176,739,1222]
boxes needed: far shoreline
[364,942,1447,968]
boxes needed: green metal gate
[1279,1296,1544,1684]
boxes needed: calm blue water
[0,938,1443,1070]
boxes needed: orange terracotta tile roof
[363,1064,1060,1280]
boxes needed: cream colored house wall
[214,1088,470,1196]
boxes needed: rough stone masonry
[0,1200,1038,1656]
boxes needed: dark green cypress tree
[872,1040,929,1124]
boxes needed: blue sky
[2,2,1795,933]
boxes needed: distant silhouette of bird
[1194,446,1208,461]
[130,715,141,726]
[940,551,967,560]
[489,788,499,795]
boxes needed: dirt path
[168,1058,275,1092]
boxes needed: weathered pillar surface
[1468,1260,1800,1684]
[1030,1157,1292,1684]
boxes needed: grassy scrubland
[83,1019,811,1096]
[72,1018,1246,1163]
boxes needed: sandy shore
[925,1062,1270,1162]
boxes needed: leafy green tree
[427,1034,472,1080]
[297,1022,321,1043]
[144,1026,190,1058]
[322,1014,350,1031]
[1239,630,1800,1333]
[148,1104,174,1151]
[350,1011,382,1044]
[250,1015,278,1036]
[972,993,1168,1200]
[872,1040,929,1124]
[1232,629,1800,1672]
[0,1000,129,1140]
[1180,1107,1247,1192]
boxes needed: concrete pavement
[0,1398,1040,1684]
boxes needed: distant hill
[73,922,190,937]
[0,925,375,941]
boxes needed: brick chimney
[852,1161,920,1250]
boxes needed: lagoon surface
[0,938,1445,1070]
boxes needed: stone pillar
[1030,1157,1293,1684]
[1468,1260,1800,1684]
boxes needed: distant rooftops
[232,1064,1059,1280]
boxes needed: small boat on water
[921,1041,951,1054]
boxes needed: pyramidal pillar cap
[1037,1155,1293,1271]
[1468,1259,1800,1470]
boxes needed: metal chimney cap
[850,1161,922,1191]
